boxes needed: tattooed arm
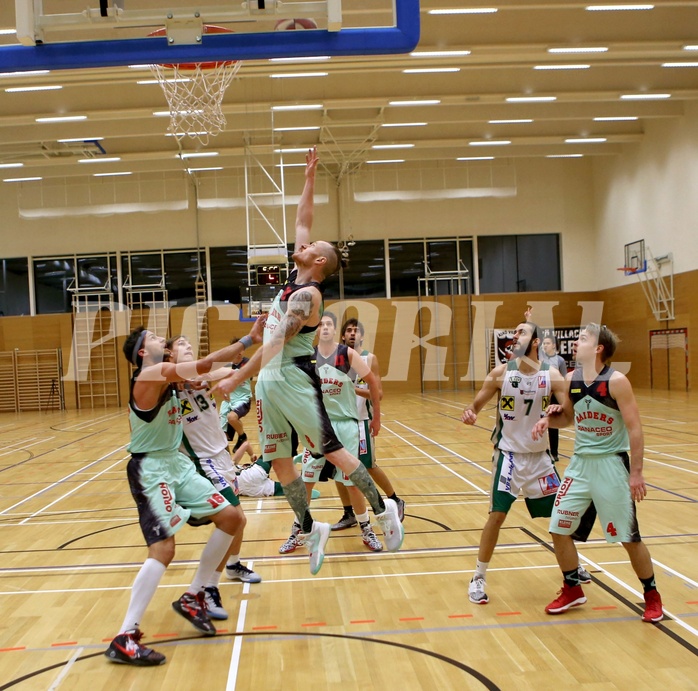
[212,287,320,396]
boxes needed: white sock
[119,558,167,634]
[475,560,489,579]
[226,553,240,568]
[207,570,223,588]
[188,528,233,594]
[356,511,369,524]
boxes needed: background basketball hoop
[148,26,241,146]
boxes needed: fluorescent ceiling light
[382,122,427,127]
[272,104,323,111]
[273,126,321,132]
[137,78,190,85]
[410,50,471,57]
[274,147,312,153]
[178,151,219,158]
[128,64,152,70]
[506,96,557,102]
[403,68,461,74]
[270,72,328,79]
[457,156,494,161]
[166,131,209,137]
[534,64,590,70]
[36,115,87,123]
[371,144,415,149]
[620,93,670,100]
[0,163,23,169]
[585,4,654,10]
[469,140,511,146]
[270,56,330,63]
[94,171,133,177]
[429,8,497,14]
[548,47,608,53]
[5,85,62,93]
[366,159,405,164]
[187,167,223,172]
[594,116,638,121]
[0,70,49,78]
[489,119,533,124]
[275,162,307,167]
[0,29,17,35]
[389,99,441,106]
[4,177,42,182]
[78,157,121,163]
[547,154,584,158]
[565,137,606,143]
[662,62,698,68]
[684,45,698,51]
[58,137,104,142]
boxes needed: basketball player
[461,320,590,605]
[167,335,262,621]
[219,337,254,458]
[540,334,568,462]
[213,147,403,575]
[278,311,384,554]
[534,323,664,622]
[330,318,406,530]
[104,317,263,667]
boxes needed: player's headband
[130,331,148,365]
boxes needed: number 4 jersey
[491,360,551,454]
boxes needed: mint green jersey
[315,344,358,422]
[127,381,182,454]
[569,365,629,455]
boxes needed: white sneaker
[468,575,489,604]
[299,521,331,575]
[225,561,262,583]
[203,586,228,620]
[375,498,404,552]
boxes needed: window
[388,241,424,297]
[164,250,206,306]
[210,246,250,305]
[478,234,560,293]
[34,258,75,314]
[341,240,386,298]
[0,258,30,316]
[122,253,163,288]
[427,240,457,273]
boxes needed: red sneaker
[545,583,587,615]
[642,589,664,623]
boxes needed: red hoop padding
[148,25,237,70]
[617,267,640,274]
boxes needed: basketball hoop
[148,26,241,146]
[617,266,640,276]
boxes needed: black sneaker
[172,591,217,636]
[233,433,248,452]
[104,629,166,666]
[330,513,357,531]
[396,497,406,522]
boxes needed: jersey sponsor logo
[557,519,572,529]
[170,515,181,528]
[576,411,614,424]
[509,374,522,389]
[557,509,579,517]
[266,433,287,440]
[542,395,550,410]
[500,396,515,411]
[554,477,573,506]
[539,472,561,495]
[571,388,581,394]
[264,443,277,454]
[305,435,316,449]
[256,398,263,434]
[206,492,226,509]
[502,413,515,421]
[577,424,613,437]
[185,415,199,424]
[304,470,315,478]
[160,483,174,513]
[538,375,547,388]
[181,400,194,415]
[359,438,367,455]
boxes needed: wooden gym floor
[0,389,696,690]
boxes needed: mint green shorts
[549,453,640,543]
[301,417,359,487]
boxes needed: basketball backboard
[6,1,420,72]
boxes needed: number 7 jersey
[491,360,551,453]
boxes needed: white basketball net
[149,60,241,146]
